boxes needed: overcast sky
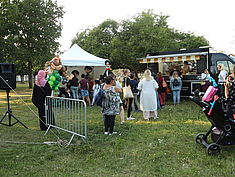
[57,0,235,54]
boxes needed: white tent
[61,44,107,79]
[61,44,107,66]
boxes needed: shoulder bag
[162,78,167,88]
[123,78,134,99]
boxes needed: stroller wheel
[207,143,221,155]
[195,133,207,144]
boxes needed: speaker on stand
[0,63,28,129]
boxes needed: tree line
[72,10,209,72]
[1,1,208,88]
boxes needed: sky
[57,0,235,54]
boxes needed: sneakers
[104,132,118,135]
[109,132,117,135]
[127,116,135,120]
[154,116,159,120]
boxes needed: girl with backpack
[170,71,182,104]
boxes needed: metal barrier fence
[45,96,87,145]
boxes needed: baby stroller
[190,86,235,155]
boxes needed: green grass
[1,83,235,177]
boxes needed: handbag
[123,78,134,99]
[162,79,167,88]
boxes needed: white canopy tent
[61,44,107,80]
[61,44,107,66]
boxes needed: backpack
[202,86,218,102]
[94,88,104,107]
[173,78,180,87]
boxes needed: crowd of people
[32,59,234,135]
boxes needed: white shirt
[201,73,211,80]
[218,70,228,83]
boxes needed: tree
[173,31,209,49]
[110,11,178,71]
[72,19,119,59]
[0,0,19,62]
[0,0,64,88]
[15,60,28,83]
[72,10,209,72]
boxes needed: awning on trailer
[137,52,208,63]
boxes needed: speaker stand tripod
[0,90,28,129]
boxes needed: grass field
[1,83,235,177]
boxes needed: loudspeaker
[0,63,16,90]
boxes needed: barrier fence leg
[44,125,51,135]
[67,133,75,146]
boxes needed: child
[92,79,100,105]
[79,74,91,105]
[170,71,182,104]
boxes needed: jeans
[70,86,79,99]
[172,90,181,104]
[156,91,161,110]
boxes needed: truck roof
[136,48,209,63]
[146,48,209,57]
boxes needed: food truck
[137,47,235,97]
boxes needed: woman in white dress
[138,69,159,120]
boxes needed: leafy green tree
[0,0,19,62]
[72,10,209,72]
[111,11,178,71]
[72,19,119,60]
[15,60,28,83]
[0,0,64,88]
[174,31,209,49]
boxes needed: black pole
[6,90,11,126]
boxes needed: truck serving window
[138,48,209,76]
[216,61,230,73]
[161,60,197,76]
